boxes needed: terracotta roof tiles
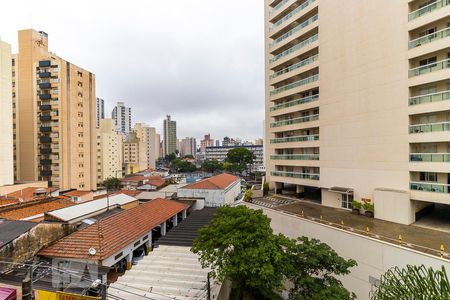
[181,173,239,190]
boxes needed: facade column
[145,235,152,255]
[125,254,132,270]
[296,185,305,198]
[161,221,167,236]
[173,214,178,227]
[182,209,187,220]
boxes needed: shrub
[363,202,374,212]
[351,200,362,209]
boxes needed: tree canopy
[99,177,121,191]
[171,158,197,173]
[201,159,223,173]
[192,206,356,300]
[226,148,256,174]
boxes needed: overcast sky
[0,0,264,143]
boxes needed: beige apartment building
[14,29,97,191]
[97,119,124,182]
[133,123,157,169]
[265,0,450,225]
[123,132,147,175]
[0,40,14,186]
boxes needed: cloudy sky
[0,0,264,143]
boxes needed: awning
[0,287,16,300]
[328,186,354,195]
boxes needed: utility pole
[22,265,34,300]
[207,272,211,300]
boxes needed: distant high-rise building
[222,136,237,147]
[215,140,220,147]
[97,119,123,181]
[200,134,214,153]
[163,115,177,156]
[96,97,105,128]
[180,137,197,157]
[255,138,263,146]
[0,40,14,186]
[155,133,162,158]
[123,132,146,175]
[133,123,157,169]
[112,101,132,134]
[14,29,97,190]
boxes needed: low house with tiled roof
[63,190,93,203]
[0,198,75,222]
[0,187,59,205]
[177,173,241,207]
[121,175,166,190]
[38,198,189,284]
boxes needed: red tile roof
[121,176,147,183]
[1,187,56,203]
[0,199,75,221]
[64,190,91,197]
[38,198,189,261]
[181,173,239,190]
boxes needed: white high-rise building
[112,101,132,134]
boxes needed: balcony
[39,72,51,78]
[409,121,450,133]
[410,181,449,193]
[271,94,319,111]
[270,55,318,80]
[269,15,318,48]
[271,154,319,160]
[269,0,290,16]
[408,0,450,21]
[40,159,52,165]
[40,127,52,133]
[40,170,52,177]
[409,90,450,105]
[409,27,450,49]
[271,170,320,180]
[270,0,316,32]
[40,148,52,155]
[40,136,52,143]
[270,134,319,143]
[39,93,51,100]
[270,34,318,64]
[39,60,51,67]
[40,105,52,111]
[271,114,319,128]
[270,74,319,96]
[39,82,52,89]
[410,153,450,162]
[40,115,52,122]
[408,58,450,77]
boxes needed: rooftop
[38,198,189,261]
[0,220,37,247]
[64,190,91,197]
[0,199,75,221]
[0,187,57,203]
[180,173,239,190]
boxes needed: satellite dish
[88,247,97,256]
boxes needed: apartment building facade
[97,119,124,182]
[96,97,105,128]
[265,0,450,224]
[163,115,177,156]
[133,123,157,169]
[0,40,14,186]
[206,145,264,172]
[180,137,197,157]
[112,101,131,134]
[123,132,147,174]
[14,29,97,191]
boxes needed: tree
[192,206,286,299]
[183,154,194,159]
[243,189,253,202]
[284,237,357,300]
[263,182,269,196]
[100,177,121,191]
[201,160,223,173]
[222,162,243,174]
[370,265,450,300]
[171,158,197,173]
[164,153,177,162]
[226,148,256,174]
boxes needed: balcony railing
[409,27,450,49]
[271,170,320,180]
[39,72,51,78]
[409,90,450,105]
[408,0,450,21]
[408,58,450,77]
[269,0,290,16]
[410,153,450,162]
[270,0,316,32]
[271,114,319,128]
[271,94,319,111]
[270,55,318,80]
[409,121,450,133]
[269,15,318,48]
[270,34,318,64]
[271,154,319,160]
[410,181,450,193]
[270,74,319,96]
[270,134,319,143]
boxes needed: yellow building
[265,0,450,224]
[14,29,97,191]
[123,132,147,175]
[97,119,124,182]
[0,40,14,186]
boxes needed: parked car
[132,248,145,265]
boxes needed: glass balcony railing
[410,153,450,162]
[409,58,450,77]
[270,55,318,80]
[408,0,450,21]
[271,114,319,128]
[410,181,450,193]
[270,0,316,32]
[270,0,290,16]
[270,34,318,64]
[409,27,450,49]
[270,15,318,48]
[271,94,319,111]
[271,154,319,160]
[409,121,450,133]
[270,134,319,143]
[271,171,320,180]
[270,74,319,96]
[409,90,450,105]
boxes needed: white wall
[244,203,450,300]
[177,180,241,207]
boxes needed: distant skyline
[0,0,264,141]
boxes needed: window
[341,194,353,210]
[420,172,437,182]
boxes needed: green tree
[100,177,121,191]
[370,265,450,300]
[171,158,197,173]
[183,154,194,159]
[222,162,243,174]
[201,160,223,173]
[165,153,177,162]
[226,148,256,174]
[263,182,269,196]
[284,237,357,300]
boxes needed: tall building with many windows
[180,137,197,157]
[0,40,14,186]
[163,115,177,156]
[133,123,157,169]
[265,0,450,224]
[96,97,105,128]
[112,101,131,134]
[97,119,124,181]
[14,29,97,191]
